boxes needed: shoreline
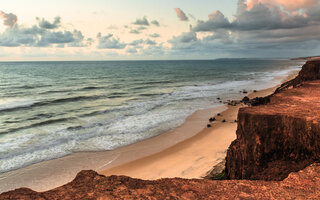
[99,77,290,179]
[0,69,299,193]
[0,105,226,193]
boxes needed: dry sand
[100,84,279,179]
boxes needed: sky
[0,0,320,61]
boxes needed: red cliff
[226,59,320,180]
[1,164,320,199]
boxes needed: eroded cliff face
[1,164,320,199]
[226,59,320,181]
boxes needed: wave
[0,95,106,113]
[136,80,174,85]
[11,84,51,90]
[0,99,37,112]
[1,117,76,135]
[80,86,105,90]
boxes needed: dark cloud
[132,16,149,26]
[0,11,17,28]
[37,16,61,29]
[174,8,188,21]
[0,27,37,47]
[37,30,74,46]
[97,33,126,49]
[151,20,160,26]
[149,33,160,38]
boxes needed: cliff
[1,164,320,199]
[226,59,320,180]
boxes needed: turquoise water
[0,59,302,173]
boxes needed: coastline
[0,69,299,193]
[99,75,294,179]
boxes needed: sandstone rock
[2,164,320,199]
[226,59,320,181]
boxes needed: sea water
[0,59,303,173]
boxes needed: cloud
[126,47,138,54]
[132,16,149,26]
[174,8,189,21]
[129,29,141,34]
[97,33,126,49]
[149,33,160,38]
[246,0,318,11]
[68,30,93,47]
[151,20,160,26]
[129,39,157,46]
[169,32,197,44]
[0,11,17,28]
[0,14,88,47]
[37,31,75,46]
[129,26,147,34]
[145,39,156,45]
[140,43,165,56]
[0,26,37,47]
[37,16,61,29]
[167,0,320,58]
[129,39,144,47]
[192,0,320,32]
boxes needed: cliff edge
[1,164,320,199]
[226,59,320,181]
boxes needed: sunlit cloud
[174,8,189,21]
[0,10,17,28]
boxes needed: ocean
[0,59,302,173]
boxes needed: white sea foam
[0,99,36,111]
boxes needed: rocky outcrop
[275,59,320,93]
[226,59,320,181]
[2,164,320,199]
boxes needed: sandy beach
[100,83,281,179]
[0,71,299,193]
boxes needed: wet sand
[100,83,280,179]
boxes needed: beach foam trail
[0,59,303,173]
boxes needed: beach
[0,68,299,193]
[100,82,284,179]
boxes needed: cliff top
[1,163,320,199]
[242,80,320,121]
